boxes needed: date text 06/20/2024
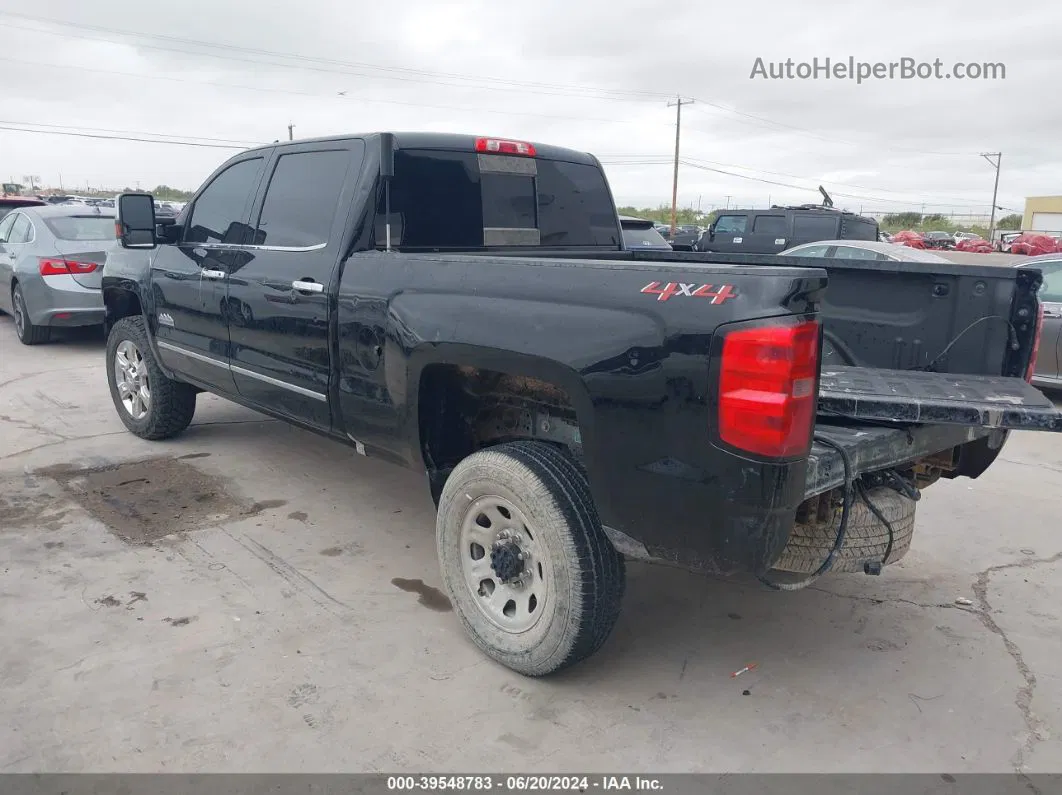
[386,776,665,791]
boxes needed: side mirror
[116,193,157,248]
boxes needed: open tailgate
[819,366,1062,432]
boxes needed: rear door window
[841,216,878,241]
[752,215,787,235]
[254,148,358,248]
[833,245,885,260]
[787,244,831,257]
[0,213,15,241]
[792,213,838,240]
[384,150,619,249]
[713,215,747,234]
[186,157,265,245]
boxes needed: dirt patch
[163,616,197,627]
[43,458,243,544]
[0,491,71,532]
[319,547,343,557]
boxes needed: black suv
[696,205,878,254]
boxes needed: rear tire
[12,283,50,345]
[106,316,197,440]
[436,441,625,676]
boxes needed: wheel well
[418,364,582,503]
[103,288,143,333]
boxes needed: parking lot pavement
[1,316,1060,774]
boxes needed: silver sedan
[781,239,951,262]
[0,205,114,345]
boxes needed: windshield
[383,149,620,249]
[43,215,116,241]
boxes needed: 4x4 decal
[640,282,738,304]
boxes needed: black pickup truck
[103,132,1062,676]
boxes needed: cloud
[1,0,1058,218]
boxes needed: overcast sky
[2,0,1059,218]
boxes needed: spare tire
[771,486,916,575]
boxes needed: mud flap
[818,366,1062,432]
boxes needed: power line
[0,56,667,128]
[0,118,260,146]
[677,159,997,208]
[684,97,978,157]
[680,155,1001,207]
[0,11,996,160]
[0,14,669,103]
[0,123,249,149]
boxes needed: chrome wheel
[114,340,151,420]
[460,495,550,634]
[12,287,26,338]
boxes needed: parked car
[0,196,46,223]
[103,131,1061,676]
[696,204,878,254]
[953,231,982,245]
[781,240,950,262]
[878,231,893,243]
[1013,255,1062,389]
[619,216,671,250]
[0,205,112,344]
[922,231,955,250]
[666,226,700,251]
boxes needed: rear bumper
[22,275,104,327]
[805,422,996,499]
[605,422,1002,576]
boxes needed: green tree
[152,184,195,201]
[882,212,923,229]
[997,213,1022,230]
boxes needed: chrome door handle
[292,280,323,293]
[201,269,227,279]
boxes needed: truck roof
[243,132,600,166]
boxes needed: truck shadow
[170,405,971,701]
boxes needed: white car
[781,240,950,262]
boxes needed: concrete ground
[1,318,1060,775]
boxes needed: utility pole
[58,172,63,191]
[981,152,1002,240]
[725,195,732,210]
[288,122,295,141]
[667,96,693,235]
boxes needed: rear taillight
[475,137,536,157]
[718,319,821,458]
[1026,303,1044,383]
[38,258,98,276]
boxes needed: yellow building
[1022,196,1062,232]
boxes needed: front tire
[106,317,197,440]
[436,441,625,676]
[12,284,50,345]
